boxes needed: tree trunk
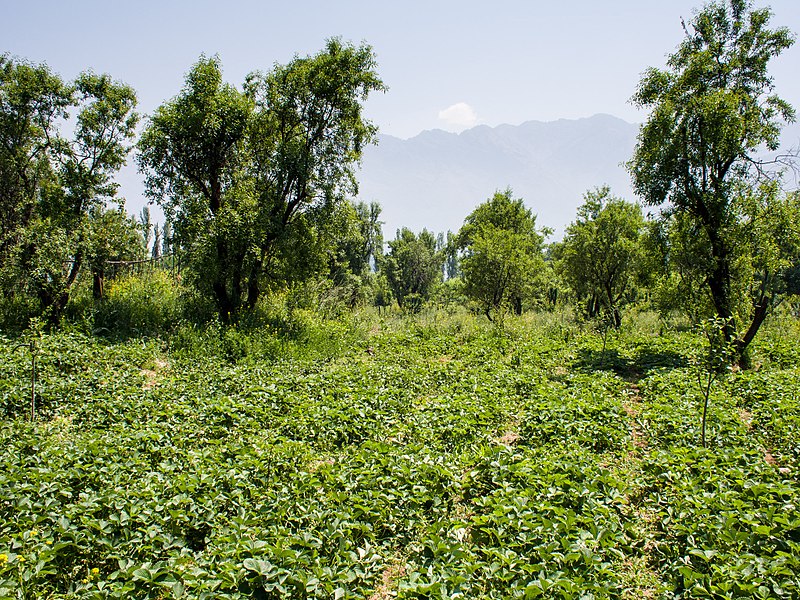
[706,225,737,344]
[246,262,262,310]
[512,294,522,316]
[92,268,105,300]
[605,284,621,329]
[212,236,241,323]
[733,287,773,368]
[48,251,83,325]
[213,280,234,324]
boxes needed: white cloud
[438,102,478,130]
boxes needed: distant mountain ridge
[355,114,641,240]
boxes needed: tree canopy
[137,40,385,322]
[628,0,797,361]
[383,228,442,312]
[555,187,645,328]
[0,56,139,322]
[455,189,546,322]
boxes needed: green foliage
[554,187,645,328]
[1,309,798,598]
[0,55,138,325]
[628,0,797,361]
[520,371,630,452]
[138,41,385,322]
[641,211,710,322]
[4,20,800,596]
[690,316,738,448]
[382,228,443,312]
[455,188,546,323]
[93,270,185,337]
[327,201,384,308]
[85,205,147,300]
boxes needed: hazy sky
[3,0,800,216]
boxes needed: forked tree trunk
[47,250,84,325]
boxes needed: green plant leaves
[1,315,798,597]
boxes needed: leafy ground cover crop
[1,311,798,598]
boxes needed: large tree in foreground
[137,55,252,321]
[628,0,797,363]
[138,40,384,322]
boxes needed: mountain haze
[355,114,641,240]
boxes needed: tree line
[1,0,799,366]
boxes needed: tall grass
[91,270,187,338]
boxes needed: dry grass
[618,555,664,599]
[623,384,648,451]
[141,357,169,390]
[368,561,407,600]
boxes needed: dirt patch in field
[369,561,407,600]
[623,384,647,450]
[739,409,753,429]
[307,457,336,472]
[493,417,521,447]
[619,555,662,599]
[764,450,791,475]
[141,358,169,390]
[495,430,520,446]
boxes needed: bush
[93,270,185,337]
[0,295,41,333]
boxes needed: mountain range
[355,113,800,241]
[355,113,641,240]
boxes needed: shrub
[93,270,184,337]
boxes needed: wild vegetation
[2,0,800,598]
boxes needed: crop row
[1,317,798,598]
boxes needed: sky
[3,0,800,219]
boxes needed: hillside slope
[356,114,640,238]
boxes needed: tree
[138,40,384,322]
[0,56,69,254]
[49,72,138,319]
[442,231,460,280]
[152,223,162,259]
[138,206,152,254]
[242,40,384,310]
[327,200,384,307]
[555,187,645,328]
[137,55,252,322]
[628,0,796,362]
[0,56,138,322]
[382,228,442,311]
[727,183,800,345]
[161,220,172,256]
[333,200,383,278]
[455,189,546,322]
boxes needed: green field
[1,311,799,599]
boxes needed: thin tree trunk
[246,263,261,310]
[213,280,234,324]
[48,249,83,324]
[706,226,737,345]
[92,268,105,300]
